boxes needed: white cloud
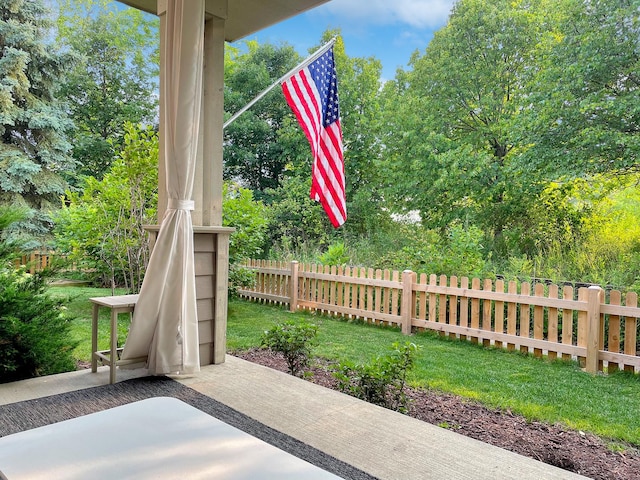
[316,0,455,29]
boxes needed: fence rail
[239,259,640,375]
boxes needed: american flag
[281,46,346,228]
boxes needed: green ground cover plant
[335,341,420,413]
[261,321,318,377]
[53,287,640,446]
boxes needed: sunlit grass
[49,286,130,362]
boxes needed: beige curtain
[121,0,204,375]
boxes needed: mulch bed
[234,348,640,480]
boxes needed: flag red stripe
[283,73,321,157]
[316,127,346,219]
[281,47,346,227]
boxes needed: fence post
[289,261,299,313]
[401,270,415,335]
[585,286,603,374]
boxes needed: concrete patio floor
[0,355,589,480]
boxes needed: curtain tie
[167,199,195,211]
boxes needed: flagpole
[223,37,337,130]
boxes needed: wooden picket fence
[14,251,58,274]
[239,260,640,374]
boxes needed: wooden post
[290,261,299,313]
[213,231,231,364]
[401,270,415,335]
[585,286,603,374]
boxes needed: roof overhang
[117,0,331,42]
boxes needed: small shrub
[261,321,318,377]
[0,208,78,383]
[228,264,256,298]
[318,242,350,266]
[0,269,78,383]
[334,341,420,413]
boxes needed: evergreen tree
[0,0,75,247]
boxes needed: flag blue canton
[308,49,340,127]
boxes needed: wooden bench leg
[91,303,99,373]
[110,309,118,384]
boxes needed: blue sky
[236,0,456,81]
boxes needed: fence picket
[577,287,588,367]
[470,278,480,344]
[534,283,545,358]
[366,268,374,321]
[375,269,383,323]
[359,267,366,317]
[624,292,638,373]
[520,283,531,355]
[429,274,437,324]
[548,284,559,360]
[330,266,337,310]
[482,278,493,347]
[418,273,428,327]
[607,290,621,372]
[439,275,448,328]
[344,267,353,316]
[391,270,400,318]
[459,277,469,341]
[495,279,504,349]
[562,285,574,361]
[506,281,517,351]
[449,276,459,340]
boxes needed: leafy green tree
[53,123,158,292]
[0,0,75,246]
[224,41,302,195]
[388,0,543,240]
[520,0,640,178]
[56,0,158,181]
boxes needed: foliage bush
[228,264,256,298]
[53,123,158,292]
[223,182,268,263]
[261,321,318,377]
[263,176,335,255]
[0,209,78,383]
[318,242,350,266]
[334,341,420,413]
[375,223,487,278]
[222,183,269,296]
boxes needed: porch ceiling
[117,0,331,42]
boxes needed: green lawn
[54,286,640,447]
[50,286,131,362]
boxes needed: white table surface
[0,397,342,480]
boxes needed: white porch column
[154,0,230,366]
[202,12,225,226]
[158,0,226,226]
